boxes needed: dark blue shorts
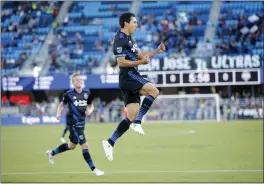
[119,71,149,106]
[68,126,86,145]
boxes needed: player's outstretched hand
[157,42,166,53]
[140,55,150,65]
[56,114,61,120]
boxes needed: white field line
[2,169,263,175]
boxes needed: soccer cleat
[130,123,145,135]
[46,150,54,164]
[92,168,104,176]
[60,137,66,143]
[102,140,113,161]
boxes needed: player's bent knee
[155,88,160,97]
[81,142,89,149]
[150,87,159,98]
[68,142,76,150]
[68,145,76,150]
[139,89,149,96]
[142,83,159,98]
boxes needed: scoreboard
[1,69,262,91]
[1,68,262,91]
[138,54,263,87]
[141,68,261,87]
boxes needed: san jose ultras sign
[138,54,263,87]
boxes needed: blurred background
[1,0,263,124]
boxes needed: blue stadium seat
[1,2,60,76]
[50,1,131,73]
[215,1,263,56]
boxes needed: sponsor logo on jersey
[74,100,87,107]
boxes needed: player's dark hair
[119,12,135,28]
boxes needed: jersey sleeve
[62,92,69,105]
[86,90,94,105]
[113,38,128,57]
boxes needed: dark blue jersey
[62,89,94,127]
[113,30,139,74]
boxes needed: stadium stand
[215,1,263,56]
[48,1,214,74]
[1,1,62,76]
[136,1,212,58]
[48,1,131,74]
[2,1,263,75]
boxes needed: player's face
[127,17,138,34]
[72,76,83,88]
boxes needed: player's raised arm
[117,55,150,67]
[138,42,166,59]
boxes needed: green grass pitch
[1,120,263,182]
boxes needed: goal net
[142,94,221,123]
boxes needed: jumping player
[102,12,166,161]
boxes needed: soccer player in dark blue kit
[46,73,104,176]
[102,12,166,161]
